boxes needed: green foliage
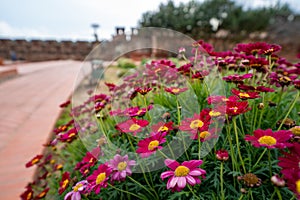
[117,58,137,69]
[139,0,294,39]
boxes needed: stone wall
[0,39,95,62]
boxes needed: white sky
[0,0,299,41]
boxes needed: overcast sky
[0,0,299,41]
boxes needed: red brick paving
[0,60,82,199]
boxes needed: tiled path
[0,60,82,199]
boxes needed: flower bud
[271,175,285,187]
[257,103,264,110]
[216,149,229,161]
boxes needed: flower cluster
[21,40,300,199]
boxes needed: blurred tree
[138,0,294,39]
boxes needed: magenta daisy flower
[87,164,112,194]
[245,129,293,149]
[179,110,211,139]
[108,154,136,182]
[160,159,206,192]
[116,118,149,136]
[136,132,167,158]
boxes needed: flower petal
[164,159,179,170]
[161,171,174,180]
[177,177,187,188]
[186,175,196,186]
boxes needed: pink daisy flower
[136,132,167,158]
[245,129,293,149]
[160,159,206,192]
[108,154,136,182]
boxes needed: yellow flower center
[148,140,159,151]
[200,131,211,139]
[158,126,168,132]
[117,161,127,171]
[174,166,190,177]
[68,133,76,138]
[73,183,83,192]
[31,158,39,165]
[258,136,277,146]
[129,124,141,131]
[62,179,69,189]
[230,107,238,113]
[171,88,180,93]
[296,180,300,194]
[239,93,250,98]
[190,120,204,129]
[209,110,221,117]
[96,172,106,185]
[290,126,300,136]
[136,110,143,115]
[27,192,32,200]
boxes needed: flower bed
[21,40,300,200]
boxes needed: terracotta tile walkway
[0,60,82,199]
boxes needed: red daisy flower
[160,159,206,192]
[237,84,275,93]
[151,121,173,133]
[207,95,239,105]
[25,154,43,168]
[135,87,152,95]
[226,100,251,116]
[116,118,149,136]
[231,88,260,100]
[58,127,78,143]
[35,188,49,199]
[216,149,229,161]
[58,171,70,195]
[278,143,300,198]
[59,100,71,108]
[191,70,209,80]
[20,186,34,200]
[165,87,188,95]
[75,147,100,176]
[87,163,112,194]
[104,82,116,91]
[245,129,293,149]
[223,73,253,84]
[179,110,211,140]
[136,132,167,158]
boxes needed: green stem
[176,97,181,125]
[187,185,200,200]
[198,134,201,160]
[233,117,246,173]
[158,149,168,159]
[108,183,143,199]
[275,187,283,200]
[268,149,272,177]
[220,162,225,200]
[127,176,156,199]
[257,93,265,128]
[238,194,244,200]
[277,90,299,131]
[251,148,267,171]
